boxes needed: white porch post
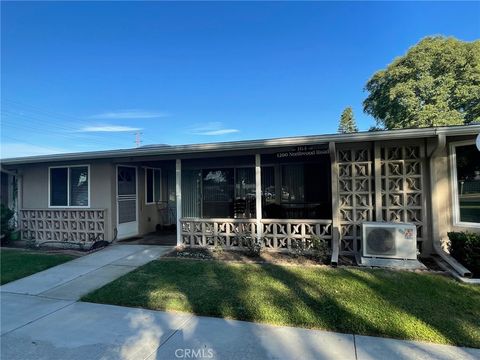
[255,154,262,239]
[329,142,340,266]
[176,159,182,246]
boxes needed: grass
[82,259,480,348]
[0,249,76,284]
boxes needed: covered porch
[115,144,336,253]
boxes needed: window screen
[455,144,480,224]
[146,168,154,203]
[234,168,256,218]
[261,162,331,219]
[154,169,161,202]
[50,166,89,207]
[70,167,89,206]
[146,168,161,204]
[50,168,68,206]
[202,169,234,218]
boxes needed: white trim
[449,140,480,228]
[4,125,480,166]
[116,165,139,239]
[176,159,182,246]
[255,154,262,239]
[144,167,162,205]
[48,164,91,208]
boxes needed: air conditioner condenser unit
[358,222,425,270]
[362,222,417,260]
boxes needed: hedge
[447,232,480,278]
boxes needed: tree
[338,106,358,133]
[363,36,480,129]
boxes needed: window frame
[48,164,91,208]
[144,167,162,205]
[449,140,480,228]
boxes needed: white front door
[117,165,138,239]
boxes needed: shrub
[447,232,480,277]
[241,233,264,257]
[291,236,330,263]
[0,204,15,245]
[310,236,330,263]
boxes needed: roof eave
[1,124,479,166]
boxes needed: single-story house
[1,124,479,267]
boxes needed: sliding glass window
[49,165,89,207]
[451,143,480,225]
[202,169,234,218]
[180,154,331,220]
[261,162,331,219]
[182,167,256,219]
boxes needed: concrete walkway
[0,245,171,300]
[1,245,479,359]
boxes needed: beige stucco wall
[17,161,175,242]
[17,160,116,241]
[433,136,480,252]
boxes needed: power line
[1,98,164,148]
[1,110,134,149]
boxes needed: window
[234,168,256,218]
[49,166,89,207]
[202,168,234,218]
[181,167,256,219]
[145,168,161,204]
[261,162,331,219]
[451,142,480,226]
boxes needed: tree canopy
[363,36,480,129]
[338,106,358,133]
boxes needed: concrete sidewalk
[1,245,479,359]
[1,299,479,360]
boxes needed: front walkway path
[1,245,479,359]
[0,245,171,300]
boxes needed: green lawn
[82,259,480,348]
[0,249,76,285]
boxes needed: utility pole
[134,131,143,148]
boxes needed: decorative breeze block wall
[337,147,375,254]
[380,145,426,245]
[337,143,427,255]
[180,218,332,252]
[262,220,332,251]
[181,219,257,248]
[20,209,106,243]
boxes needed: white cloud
[79,125,142,132]
[197,129,239,135]
[0,143,69,159]
[90,110,168,119]
[190,122,240,136]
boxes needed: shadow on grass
[341,268,480,348]
[82,259,480,348]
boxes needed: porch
[117,232,177,246]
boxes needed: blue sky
[1,1,479,158]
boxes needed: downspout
[429,133,472,277]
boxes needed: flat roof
[1,124,479,166]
